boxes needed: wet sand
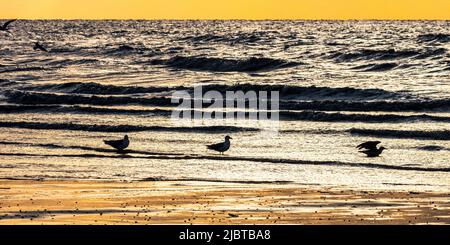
[0,179,449,225]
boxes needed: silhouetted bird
[360,146,386,158]
[207,135,232,154]
[0,19,16,32]
[33,42,48,52]
[104,135,130,151]
[357,141,381,150]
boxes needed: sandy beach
[0,179,449,225]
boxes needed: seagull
[357,141,381,150]
[357,141,386,157]
[104,135,130,151]
[0,19,16,32]
[33,42,48,52]
[360,146,387,158]
[207,135,232,154]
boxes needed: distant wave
[331,49,420,62]
[4,104,449,124]
[5,91,173,106]
[0,104,173,116]
[281,99,450,112]
[350,128,450,140]
[352,63,398,72]
[46,58,99,67]
[28,82,185,95]
[418,34,450,43]
[149,56,301,72]
[415,48,447,59]
[6,91,449,112]
[280,111,450,123]
[416,145,450,151]
[200,83,405,100]
[0,121,259,133]
[331,47,447,63]
[139,177,292,185]
[103,44,142,55]
[0,79,18,87]
[0,66,45,74]
[180,33,264,45]
[23,82,407,101]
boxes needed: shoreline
[0,179,449,225]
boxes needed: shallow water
[0,20,449,191]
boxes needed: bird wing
[359,149,373,155]
[207,142,223,150]
[357,141,381,150]
[104,139,121,147]
[2,19,17,29]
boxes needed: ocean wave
[0,66,45,74]
[0,105,62,113]
[418,34,450,43]
[0,104,174,117]
[280,111,450,123]
[352,63,398,72]
[3,104,449,123]
[281,99,450,112]
[46,58,99,67]
[0,121,259,133]
[24,82,405,101]
[104,44,139,54]
[5,91,173,106]
[180,32,264,45]
[349,128,450,140]
[0,79,18,87]
[6,90,448,112]
[149,56,301,72]
[28,82,184,95]
[139,177,292,184]
[200,83,405,100]
[331,49,420,62]
[415,48,447,59]
[416,145,449,151]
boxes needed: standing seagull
[0,19,16,32]
[104,135,130,151]
[207,135,232,154]
[357,141,386,157]
[33,42,48,52]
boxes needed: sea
[0,20,449,191]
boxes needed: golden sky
[1,0,449,20]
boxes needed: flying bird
[104,135,130,151]
[207,135,232,154]
[360,146,387,158]
[0,19,16,32]
[357,141,386,157]
[33,42,48,52]
[357,141,381,150]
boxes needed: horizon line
[1,18,449,21]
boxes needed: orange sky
[1,0,449,20]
